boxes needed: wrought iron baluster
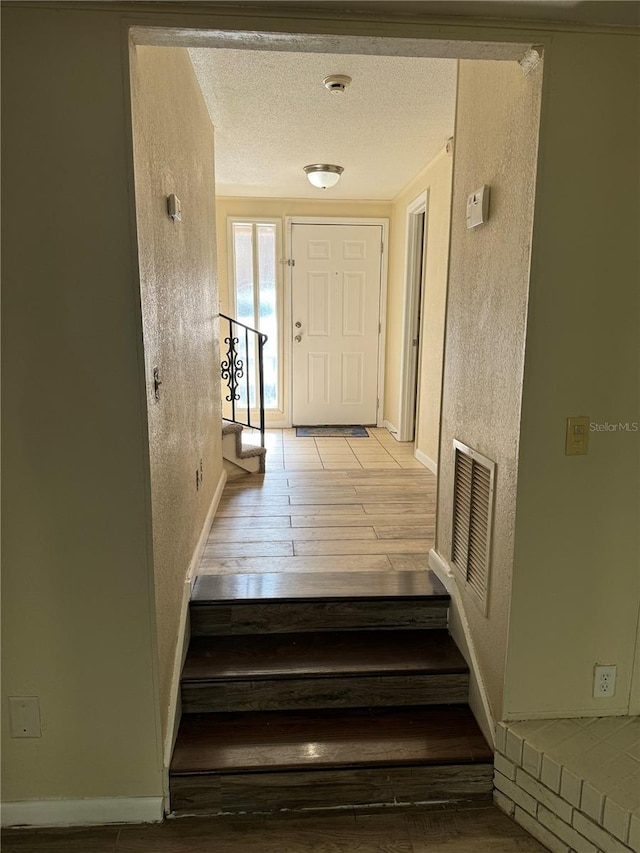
[258,333,266,448]
[219,313,268,449]
[245,327,250,427]
[220,318,244,425]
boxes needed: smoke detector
[323,75,352,93]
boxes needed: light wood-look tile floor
[247,427,428,471]
[1,803,546,851]
[202,428,436,576]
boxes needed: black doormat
[295,425,369,438]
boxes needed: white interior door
[291,223,383,425]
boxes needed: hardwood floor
[202,428,435,576]
[1,804,547,852]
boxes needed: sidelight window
[229,219,281,411]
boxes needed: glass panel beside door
[230,219,281,413]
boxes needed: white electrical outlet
[593,664,616,698]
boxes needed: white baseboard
[503,707,631,722]
[414,448,437,474]
[429,548,495,749]
[191,469,228,586]
[382,420,399,438]
[163,468,228,790]
[1,797,163,827]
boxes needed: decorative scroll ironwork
[219,313,268,448]
[221,336,243,403]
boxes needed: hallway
[202,428,435,577]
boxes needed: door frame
[284,216,389,428]
[397,191,429,442]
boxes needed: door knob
[295,321,302,328]
[294,335,302,343]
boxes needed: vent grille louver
[451,441,495,612]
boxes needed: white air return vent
[451,440,496,614]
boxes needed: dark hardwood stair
[190,570,450,635]
[172,705,491,774]
[181,629,470,712]
[191,570,449,602]
[170,570,493,815]
[170,706,492,814]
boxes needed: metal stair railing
[219,313,268,448]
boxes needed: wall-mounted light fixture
[303,164,344,190]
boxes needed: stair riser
[182,673,469,713]
[191,600,449,636]
[170,763,493,816]
[223,459,253,480]
[221,431,265,474]
[222,442,262,473]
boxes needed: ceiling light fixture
[304,164,344,190]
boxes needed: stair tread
[182,629,468,682]
[191,570,448,604]
[170,705,492,775]
[236,445,267,459]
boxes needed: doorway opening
[129,23,544,590]
[398,193,429,445]
[128,22,545,783]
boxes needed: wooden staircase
[169,570,493,816]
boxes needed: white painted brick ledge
[493,723,638,853]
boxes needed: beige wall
[504,32,640,719]
[385,148,453,461]
[436,59,543,720]
[130,46,223,741]
[1,8,163,801]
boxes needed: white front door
[291,223,383,425]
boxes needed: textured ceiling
[188,49,457,199]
